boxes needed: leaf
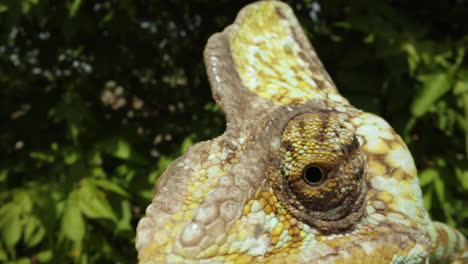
[411,72,453,117]
[116,200,132,231]
[148,170,160,183]
[154,155,173,175]
[454,70,468,155]
[0,204,21,247]
[0,247,6,261]
[0,169,7,183]
[453,72,468,95]
[29,151,55,163]
[37,250,53,262]
[114,139,131,159]
[0,4,8,13]
[90,178,129,197]
[433,176,453,224]
[69,123,80,144]
[61,192,85,243]
[139,189,153,200]
[180,136,193,153]
[465,92,468,156]
[63,146,80,164]
[434,176,445,203]
[14,258,31,264]
[98,138,132,160]
[418,168,438,187]
[455,167,468,190]
[69,0,82,17]
[423,186,433,211]
[21,0,38,14]
[402,42,420,74]
[78,180,117,221]
[23,216,45,248]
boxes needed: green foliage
[1,0,467,262]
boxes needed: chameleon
[136,1,467,263]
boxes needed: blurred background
[1,0,467,263]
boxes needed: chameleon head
[136,1,467,263]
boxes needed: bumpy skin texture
[136,1,467,263]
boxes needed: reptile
[136,1,467,263]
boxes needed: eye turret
[271,111,367,232]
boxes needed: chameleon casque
[136,1,467,263]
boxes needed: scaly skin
[136,1,467,263]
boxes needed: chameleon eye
[270,111,367,232]
[302,165,326,186]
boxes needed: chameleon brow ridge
[136,1,468,263]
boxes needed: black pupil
[303,166,324,185]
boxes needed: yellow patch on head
[385,145,417,178]
[367,160,387,176]
[365,137,390,154]
[229,1,346,105]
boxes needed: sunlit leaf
[69,0,82,17]
[411,72,453,117]
[180,136,193,153]
[14,258,31,264]
[29,151,55,163]
[91,178,129,197]
[455,168,468,190]
[454,70,468,155]
[0,204,21,247]
[423,186,433,211]
[23,216,45,248]
[402,42,419,74]
[114,139,131,159]
[78,180,117,221]
[37,250,53,262]
[418,168,438,187]
[63,146,80,164]
[116,200,132,231]
[98,138,139,161]
[152,155,173,177]
[61,192,85,243]
[434,177,445,202]
[453,71,468,95]
[0,4,7,13]
[465,93,468,156]
[433,177,453,224]
[139,189,153,200]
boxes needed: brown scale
[274,111,367,232]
